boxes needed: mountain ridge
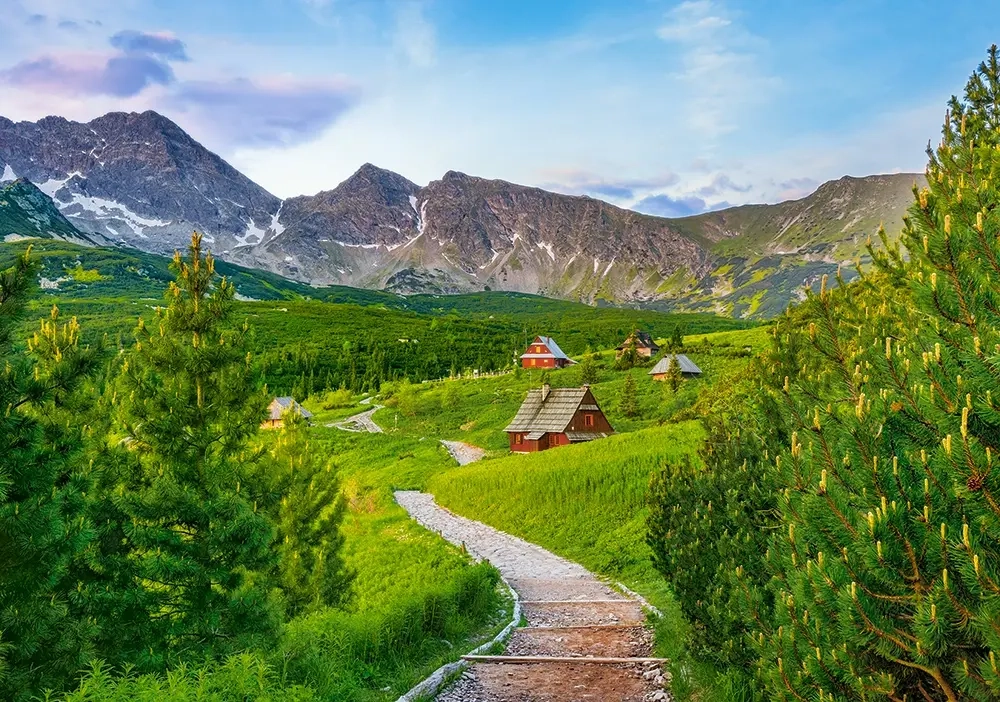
[0,110,923,317]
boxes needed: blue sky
[1,0,997,215]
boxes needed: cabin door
[548,433,559,448]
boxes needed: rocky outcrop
[0,178,94,245]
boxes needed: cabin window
[549,433,559,447]
[513,433,522,445]
[529,358,536,367]
[584,414,594,427]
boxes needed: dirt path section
[328,405,384,433]
[441,439,487,465]
[394,491,672,702]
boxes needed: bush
[322,387,354,409]
[60,656,317,702]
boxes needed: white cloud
[658,0,777,141]
[393,1,436,68]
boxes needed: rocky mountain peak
[336,163,420,199]
[0,110,280,253]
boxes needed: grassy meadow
[3,235,765,701]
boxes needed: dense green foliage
[645,46,1000,701]
[88,235,283,666]
[264,412,352,616]
[0,238,752,398]
[0,252,98,699]
[0,235,513,701]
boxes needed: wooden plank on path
[462,655,668,665]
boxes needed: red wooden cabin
[505,384,614,453]
[520,335,574,369]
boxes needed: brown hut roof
[505,386,590,434]
[617,331,659,351]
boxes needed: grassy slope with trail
[400,327,767,700]
[17,234,758,700]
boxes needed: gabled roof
[521,335,570,360]
[269,396,313,420]
[505,386,591,433]
[649,354,702,375]
[617,331,659,350]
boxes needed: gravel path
[328,405,384,433]
[394,492,672,702]
[441,440,487,465]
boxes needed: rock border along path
[328,405,384,433]
[395,491,672,702]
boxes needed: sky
[1,0,997,216]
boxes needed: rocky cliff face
[248,167,715,301]
[0,111,280,253]
[0,110,924,317]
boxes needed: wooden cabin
[648,354,703,380]
[616,331,660,358]
[520,335,574,369]
[505,384,613,453]
[262,396,314,429]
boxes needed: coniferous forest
[647,48,1000,700]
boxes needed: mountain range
[0,110,924,317]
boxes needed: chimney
[541,383,551,402]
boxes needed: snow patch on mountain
[0,164,15,182]
[64,191,171,238]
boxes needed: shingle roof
[269,396,314,420]
[649,354,702,375]
[505,386,589,433]
[520,335,570,361]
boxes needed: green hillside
[1,238,752,398]
[653,173,922,318]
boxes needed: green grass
[3,238,755,398]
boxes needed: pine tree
[94,233,281,668]
[621,372,638,418]
[580,353,599,385]
[0,253,98,699]
[665,355,682,393]
[266,412,352,615]
[744,48,1000,701]
[616,342,639,371]
[669,324,685,351]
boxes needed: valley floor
[395,492,670,702]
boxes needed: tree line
[0,234,350,700]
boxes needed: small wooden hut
[505,384,613,452]
[520,336,575,369]
[648,354,702,380]
[616,331,660,358]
